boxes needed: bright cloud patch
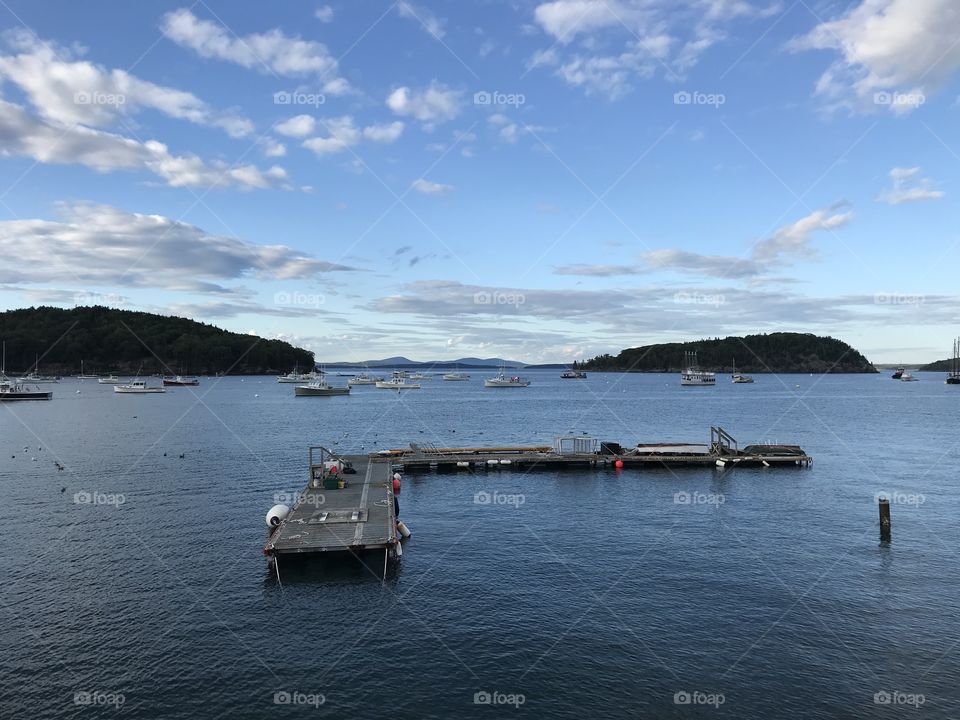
[876,167,945,204]
[386,82,462,125]
[302,116,404,155]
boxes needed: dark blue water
[1,371,958,718]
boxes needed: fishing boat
[294,379,350,396]
[484,366,531,387]
[947,339,960,385]
[407,372,431,380]
[98,374,122,384]
[731,359,754,384]
[18,355,59,383]
[891,366,905,379]
[376,372,420,390]
[680,351,715,386]
[900,372,919,382]
[348,373,383,386]
[163,375,200,386]
[114,379,165,394]
[0,344,52,400]
[277,365,322,383]
[560,368,586,379]
[442,372,471,381]
[76,360,98,380]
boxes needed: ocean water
[1,370,958,719]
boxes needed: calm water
[1,371,958,718]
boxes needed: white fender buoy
[456,461,469,468]
[395,542,403,557]
[487,459,499,466]
[397,521,411,539]
[499,459,512,465]
[715,459,726,467]
[762,460,770,468]
[266,503,290,528]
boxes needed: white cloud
[790,0,958,113]
[0,30,253,137]
[411,178,454,195]
[260,137,287,157]
[161,8,349,95]
[0,99,286,190]
[315,6,334,23]
[302,116,404,155]
[386,82,462,125]
[876,167,945,204]
[397,1,447,38]
[275,114,316,137]
[0,202,357,292]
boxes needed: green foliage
[0,306,314,375]
[582,333,876,373]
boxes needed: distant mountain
[582,333,876,374]
[325,356,528,368]
[0,306,313,375]
[919,359,953,372]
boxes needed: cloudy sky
[0,0,957,363]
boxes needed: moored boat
[114,379,165,394]
[560,369,586,379]
[294,379,350,396]
[163,375,200,386]
[376,372,420,389]
[485,366,531,387]
[947,339,960,385]
[891,366,905,379]
[98,374,122,384]
[681,351,715,386]
[731,359,754,384]
[442,372,471,381]
[348,373,383,386]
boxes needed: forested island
[0,306,314,375]
[582,333,876,374]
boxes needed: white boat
[98,374,122,384]
[114,379,165,394]
[18,356,59,383]
[163,375,200,386]
[348,373,383,386]
[1,344,52,400]
[442,372,471,381]
[277,365,323,383]
[376,372,420,390]
[681,351,715,386]
[484,366,531,387]
[560,369,586,379]
[294,379,350,396]
[731,359,754,384]
[407,372,431,380]
[76,360,98,380]
[900,372,919,382]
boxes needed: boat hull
[0,391,52,401]
[375,382,420,389]
[484,381,530,387]
[294,386,350,396]
[163,379,199,386]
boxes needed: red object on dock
[392,474,401,494]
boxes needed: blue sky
[0,0,957,363]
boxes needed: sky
[0,0,957,364]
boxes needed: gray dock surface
[265,455,396,556]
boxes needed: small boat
[163,375,200,386]
[98,374,122,384]
[376,372,420,390]
[18,356,59,383]
[114,379,165,394]
[560,369,587,379]
[891,366,904,379]
[277,365,322,383]
[947,339,960,385]
[680,351,715,386]
[900,372,919,382]
[442,372,471,381]
[407,372,431,380]
[76,360,98,379]
[0,343,52,400]
[348,373,383,386]
[731,359,754,384]
[294,379,350,396]
[484,366,531,387]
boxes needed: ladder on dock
[710,426,738,456]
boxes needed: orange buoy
[614,459,624,469]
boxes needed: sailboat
[947,338,960,385]
[731,358,754,384]
[18,354,59,383]
[77,360,98,379]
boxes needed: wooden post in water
[879,497,891,540]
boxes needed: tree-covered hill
[0,306,314,375]
[582,333,876,374]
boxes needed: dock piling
[879,497,891,540]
